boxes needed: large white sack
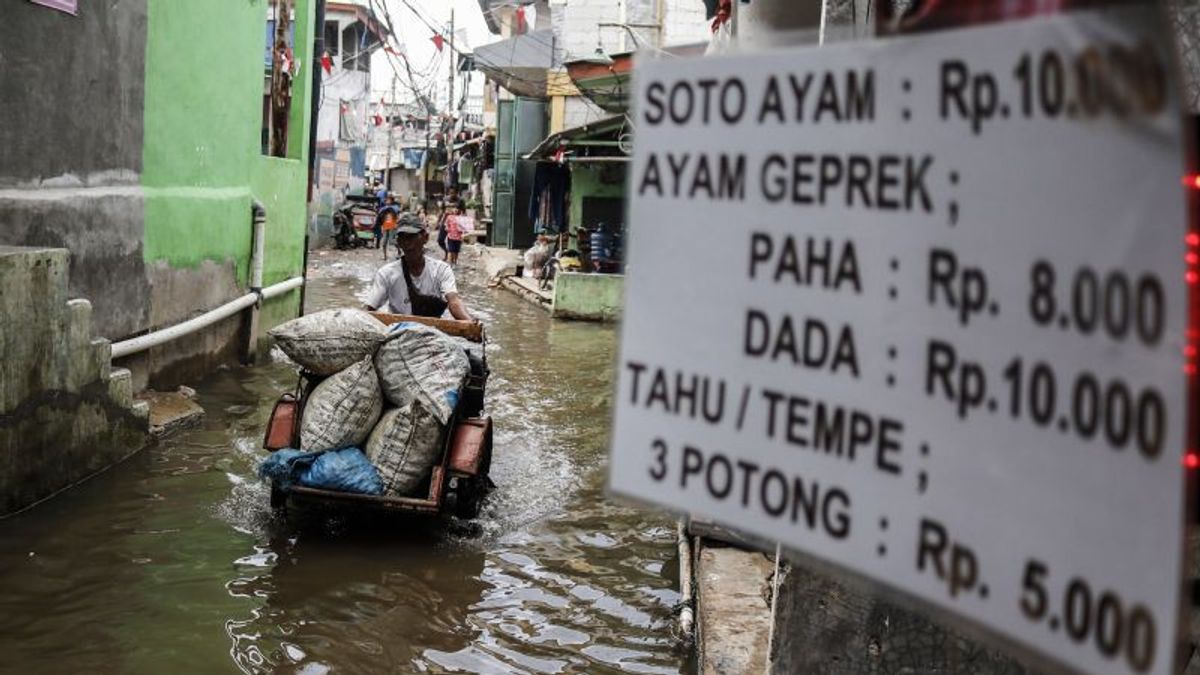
[365,402,445,497]
[374,322,470,425]
[269,309,387,375]
[300,357,383,451]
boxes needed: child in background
[445,203,464,266]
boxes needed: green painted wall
[568,163,626,246]
[141,0,313,318]
[552,272,623,322]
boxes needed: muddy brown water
[0,247,687,674]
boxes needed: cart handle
[370,312,485,343]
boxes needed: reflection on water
[0,247,686,674]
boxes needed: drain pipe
[250,199,267,295]
[242,199,268,363]
[110,199,304,361]
[677,520,695,645]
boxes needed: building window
[324,20,339,57]
[341,22,371,73]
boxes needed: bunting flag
[515,6,527,35]
[321,50,333,74]
[385,45,403,56]
[711,0,731,32]
[431,33,445,52]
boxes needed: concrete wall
[662,0,711,47]
[769,562,1034,673]
[734,0,823,44]
[1,0,313,390]
[551,272,623,321]
[0,247,148,516]
[548,0,708,61]
[0,0,150,340]
[552,0,624,61]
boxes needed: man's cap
[396,214,425,234]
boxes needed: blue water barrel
[590,230,614,261]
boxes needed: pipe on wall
[111,198,303,361]
[676,520,696,643]
[250,198,267,293]
[110,277,303,360]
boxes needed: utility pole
[447,9,456,122]
[423,106,431,208]
[384,75,396,191]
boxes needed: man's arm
[445,292,472,321]
[363,270,388,312]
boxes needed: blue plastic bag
[298,448,385,495]
[258,449,321,488]
[259,448,385,496]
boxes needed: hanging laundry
[457,154,474,185]
[529,162,571,234]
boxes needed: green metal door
[493,100,516,248]
[492,97,546,249]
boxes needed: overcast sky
[368,0,492,110]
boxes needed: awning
[472,29,555,98]
[565,43,706,114]
[367,147,427,172]
[524,115,627,160]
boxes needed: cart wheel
[454,477,487,520]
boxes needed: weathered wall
[0,247,148,516]
[0,1,151,339]
[0,2,146,182]
[551,272,623,321]
[769,562,1035,674]
[734,0,823,44]
[0,0,311,388]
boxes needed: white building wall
[552,0,624,62]
[662,0,710,47]
[549,0,709,62]
[562,95,607,130]
[733,0,823,44]
[316,11,373,145]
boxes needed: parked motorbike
[332,194,379,249]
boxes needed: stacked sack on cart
[258,309,470,497]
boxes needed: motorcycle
[332,194,379,249]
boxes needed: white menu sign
[610,7,1190,675]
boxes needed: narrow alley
[0,245,686,674]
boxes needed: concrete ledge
[697,542,775,675]
[551,272,623,322]
[478,245,523,282]
[499,275,553,312]
[137,390,204,437]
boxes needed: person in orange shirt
[377,194,401,261]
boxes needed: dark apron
[401,261,449,317]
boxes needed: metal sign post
[610,6,1191,675]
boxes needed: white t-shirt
[364,256,458,315]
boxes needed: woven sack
[270,309,387,375]
[300,357,383,451]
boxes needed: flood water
[0,246,686,674]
